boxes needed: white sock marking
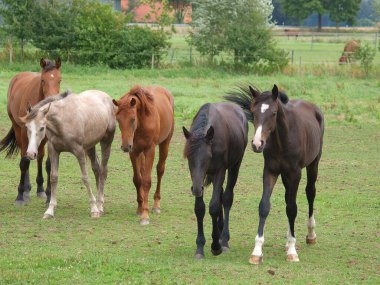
[252,235,264,257]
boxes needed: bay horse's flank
[113,85,174,225]
[183,102,248,259]
[0,58,62,206]
[21,90,116,219]
[225,84,324,264]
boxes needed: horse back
[7,72,41,126]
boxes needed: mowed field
[0,62,379,284]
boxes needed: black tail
[0,127,19,158]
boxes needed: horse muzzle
[252,140,264,153]
[25,152,37,160]
[121,144,133,153]
[191,186,204,197]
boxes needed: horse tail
[0,127,19,158]
[224,85,254,123]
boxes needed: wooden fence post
[151,53,155,69]
[291,50,294,64]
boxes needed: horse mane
[26,91,71,120]
[184,103,210,158]
[128,85,155,116]
[224,84,289,123]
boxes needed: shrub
[355,43,377,77]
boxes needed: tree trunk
[21,38,25,63]
[317,13,322,32]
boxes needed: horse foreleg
[36,140,47,198]
[139,146,155,225]
[209,170,226,256]
[45,156,51,205]
[87,147,102,213]
[15,157,31,206]
[284,169,301,262]
[154,138,171,213]
[43,146,59,219]
[249,167,278,265]
[305,157,320,245]
[130,152,143,217]
[194,196,206,259]
[220,162,241,252]
[76,149,99,218]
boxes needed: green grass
[0,65,379,284]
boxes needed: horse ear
[205,126,214,142]
[40,58,47,68]
[272,84,279,100]
[112,99,119,107]
[55,57,61,69]
[182,126,190,140]
[249,86,259,98]
[130,98,136,107]
[43,103,51,116]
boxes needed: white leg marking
[252,235,264,257]
[286,237,298,256]
[307,215,316,239]
[261,103,269,113]
[253,125,263,150]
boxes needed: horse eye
[272,111,277,116]
[40,127,44,132]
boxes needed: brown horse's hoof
[14,200,26,207]
[140,218,150,225]
[306,236,317,245]
[222,246,230,253]
[286,254,300,262]
[249,255,263,265]
[152,207,161,214]
[91,212,100,218]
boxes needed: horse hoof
[14,200,25,207]
[37,191,47,198]
[211,248,222,256]
[91,212,100,218]
[194,253,204,260]
[222,246,230,253]
[286,254,300,262]
[249,255,263,265]
[42,213,53,219]
[23,192,31,202]
[306,236,317,245]
[152,207,161,214]
[140,218,150,225]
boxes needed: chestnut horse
[225,85,324,264]
[0,58,61,206]
[113,85,174,225]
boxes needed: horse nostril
[260,140,264,147]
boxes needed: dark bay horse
[225,85,324,264]
[113,85,174,225]
[183,102,248,259]
[0,58,61,206]
[20,90,116,218]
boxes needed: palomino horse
[113,85,174,225]
[225,85,324,264]
[183,103,248,259]
[20,90,116,219]
[0,58,61,206]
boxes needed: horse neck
[270,102,289,151]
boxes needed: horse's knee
[20,157,30,171]
[142,178,151,190]
[259,199,270,218]
[209,201,221,217]
[156,164,165,177]
[50,174,58,185]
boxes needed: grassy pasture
[0,65,379,284]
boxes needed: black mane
[27,91,71,120]
[41,59,58,72]
[224,84,289,123]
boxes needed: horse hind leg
[153,136,172,214]
[87,147,102,214]
[305,157,320,245]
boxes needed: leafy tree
[168,0,191,23]
[189,0,287,71]
[280,0,361,30]
[355,42,377,77]
[0,0,36,61]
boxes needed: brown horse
[0,58,61,206]
[113,85,174,225]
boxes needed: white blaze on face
[26,121,38,156]
[261,103,269,113]
[253,125,263,149]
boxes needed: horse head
[183,125,214,197]
[40,57,62,97]
[113,96,138,153]
[249,85,281,153]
